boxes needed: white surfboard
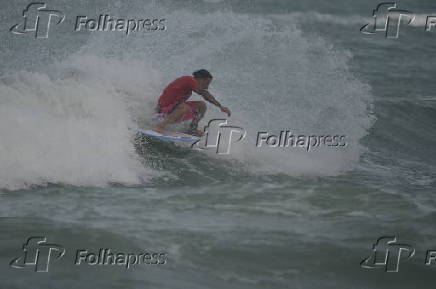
[133,128,200,143]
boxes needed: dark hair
[193,69,213,79]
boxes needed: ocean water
[0,0,435,288]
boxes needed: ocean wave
[0,55,159,190]
[0,6,375,189]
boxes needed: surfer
[154,69,231,136]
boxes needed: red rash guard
[158,76,199,108]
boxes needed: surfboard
[133,128,200,143]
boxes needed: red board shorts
[158,101,202,122]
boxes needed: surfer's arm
[196,89,231,116]
[197,89,221,107]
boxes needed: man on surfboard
[154,69,231,136]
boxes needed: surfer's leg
[155,104,191,132]
[187,101,207,135]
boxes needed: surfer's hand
[221,106,231,117]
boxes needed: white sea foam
[0,55,159,190]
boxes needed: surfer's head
[193,69,213,89]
